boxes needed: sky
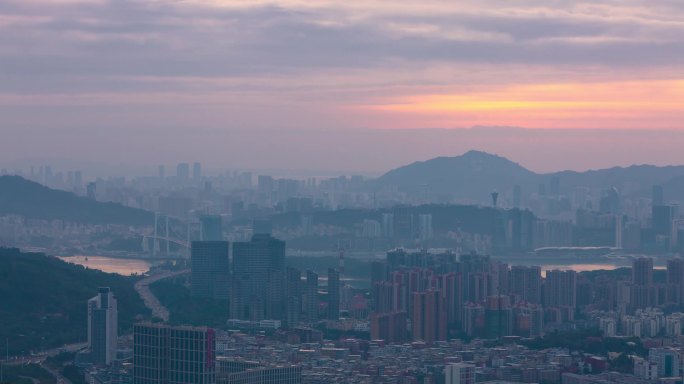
[1,0,684,174]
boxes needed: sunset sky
[2,0,684,173]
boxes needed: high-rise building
[133,323,216,384]
[510,266,542,304]
[485,295,513,339]
[370,311,407,344]
[191,241,230,300]
[231,234,286,321]
[305,270,319,322]
[88,287,118,365]
[633,257,654,286]
[445,363,476,384]
[258,175,274,195]
[632,257,656,310]
[158,165,165,180]
[653,205,677,237]
[327,268,340,320]
[193,162,202,180]
[176,163,190,180]
[653,185,664,207]
[285,267,302,328]
[544,270,577,308]
[513,185,521,208]
[200,215,223,241]
[666,258,684,304]
[411,289,446,344]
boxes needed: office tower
[633,257,654,286]
[327,268,340,320]
[544,270,577,308]
[200,215,223,241]
[158,165,165,179]
[411,289,446,344]
[667,258,684,304]
[193,162,201,180]
[485,295,513,339]
[133,323,216,384]
[513,185,521,208]
[305,270,319,322]
[191,241,230,300]
[285,267,302,328]
[133,324,169,384]
[632,257,656,310]
[445,363,476,384]
[653,185,664,207]
[88,287,118,366]
[176,163,190,179]
[370,311,407,344]
[653,205,677,236]
[510,266,542,304]
[231,234,286,321]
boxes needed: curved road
[134,269,189,321]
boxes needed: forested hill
[0,175,153,225]
[0,248,149,355]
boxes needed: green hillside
[0,248,149,355]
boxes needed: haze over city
[4,1,684,384]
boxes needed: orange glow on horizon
[366,80,684,129]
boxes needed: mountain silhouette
[371,150,684,204]
[0,175,153,225]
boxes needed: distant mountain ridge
[0,175,153,225]
[371,150,684,203]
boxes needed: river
[58,255,152,276]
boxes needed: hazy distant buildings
[133,323,216,384]
[88,287,118,366]
[176,163,190,180]
[193,162,202,180]
[191,241,230,300]
[200,215,223,241]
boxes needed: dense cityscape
[3,156,684,384]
